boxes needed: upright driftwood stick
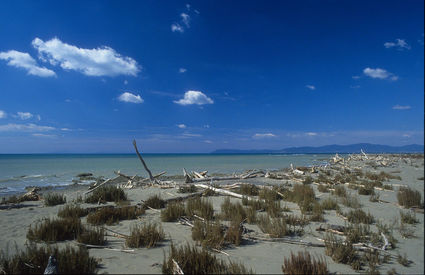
[133,139,154,181]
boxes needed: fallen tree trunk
[194,183,257,200]
[133,139,154,182]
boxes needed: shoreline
[0,153,423,274]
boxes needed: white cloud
[179,68,187,73]
[174,90,214,106]
[402,134,411,138]
[253,133,276,139]
[171,23,184,33]
[384,39,411,50]
[177,124,187,129]
[0,123,55,132]
[305,85,316,90]
[392,105,411,110]
[180,13,190,27]
[306,132,317,136]
[0,110,6,119]
[352,75,361,79]
[32,133,57,138]
[32,37,140,77]
[182,133,202,137]
[204,140,213,144]
[363,67,397,80]
[118,92,143,104]
[36,115,41,121]
[61,128,71,131]
[0,50,56,77]
[17,112,33,120]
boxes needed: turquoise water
[0,154,332,195]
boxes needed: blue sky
[0,0,423,153]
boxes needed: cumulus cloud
[177,124,187,129]
[305,85,316,90]
[0,110,6,119]
[363,67,398,80]
[174,90,213,106]
[180,13,190,27]
[0,50,56,77]
[253,133,276,139]
[17,112,33,120]
[0,123,55,132]
[118,92,143,103]
[32,37,140,77]
[171,5,196,33]
[392,105,411,110]
[179,68,187,73]
[384,39,411,50]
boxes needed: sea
[0,154,333,195]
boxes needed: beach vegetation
[192,220,225,249]
[57,204,89,219]
[346,209,374,224]
[186,197,214,220]
[44,193,66,206]
[162,242,253,274]
[178,185,198,193]
[317,184,330,193]
[0,243,98,274]
[246,206,257,224]
[397,253,410,267]
[398,221,415,238]
[340,194,361,209]
[86,205,145,225]
[383,184,393,190]
[345,223,370,243]
[144,194,166,209]
[220,197,247,222]
[257,214,289,237]
[161,202,186,222]
[399,210,419,224]
[281,251,328,275]
[303,176,313,185]
[358,186,374,196]
[27,217,83,242]
[84,185,127,204]
[238,184,259,196]
[77,226,105,246]
[310,201,324,222]
[125,223,165,248]
[242,197,266,211]
[333,185,347,198]
[324,234,360,269]
[259,188,280,201]
[320,197,339,211]
[397,187,422,208]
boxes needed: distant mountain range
[211,143,424,154]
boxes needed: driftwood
[194,183,256,200]
[172,259,184,275]
[74,242,135,253]
[84,176,121,195]
[133,139,155,182]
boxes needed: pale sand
[0,155,423,274]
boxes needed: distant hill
[211,143,424,154]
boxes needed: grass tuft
[161,202,186,222]
[77,226,105,245]
[125,223,165,248]
[186,197,214,220]
[44,193,66,206]
[238,184,259,196]
[57,204,89,219]
[85,185,127,204]
[144,194,166,209]
[86,206,145,225]
[27,217,83,242]
[397,187,422,208]
[346,209,374,224]
[281,251,328,275]
[399,210,419,224]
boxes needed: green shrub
[282,251,328,275]
[85,185,127,204]
[125,223,165,248]
[44,193,66,206]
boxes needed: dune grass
[86,206,145,225]
[85,185,127,204]
[44,193,66,206]
[282,251,328,275]
[125,223,165,248]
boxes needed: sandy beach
[0,153,423,274]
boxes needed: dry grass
[238,184,259,196]
[317,184,330,193]
[397,253,410,267]
[310,201,324,222]
[257,214,289,238]
[259,188,280,201]
[161,202,186,222]
[84,185,127,204]
[397,187,422,208]
[192,220,225,249]
[340,194,361,209]
[346,209,374,224]
[324,234,360,269]
[77,226,105,246]
[27,217,83,242]
[281,251,328,275]
[303,176,313,185]
[246,206,257,224]
[220,197,247,222]
[44,193,66,206]
[0,243,98,274]
[345,223,371,243]
[186,197,214,220]
[125,223,165,248]
[144,194,166,209]
[57,204,89,219]
[333,185,347,198]
[86,206,145,225]
[320,197,339,211]
[178,185,198,193]
[399,210,419,224]
[162,243,253,274]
